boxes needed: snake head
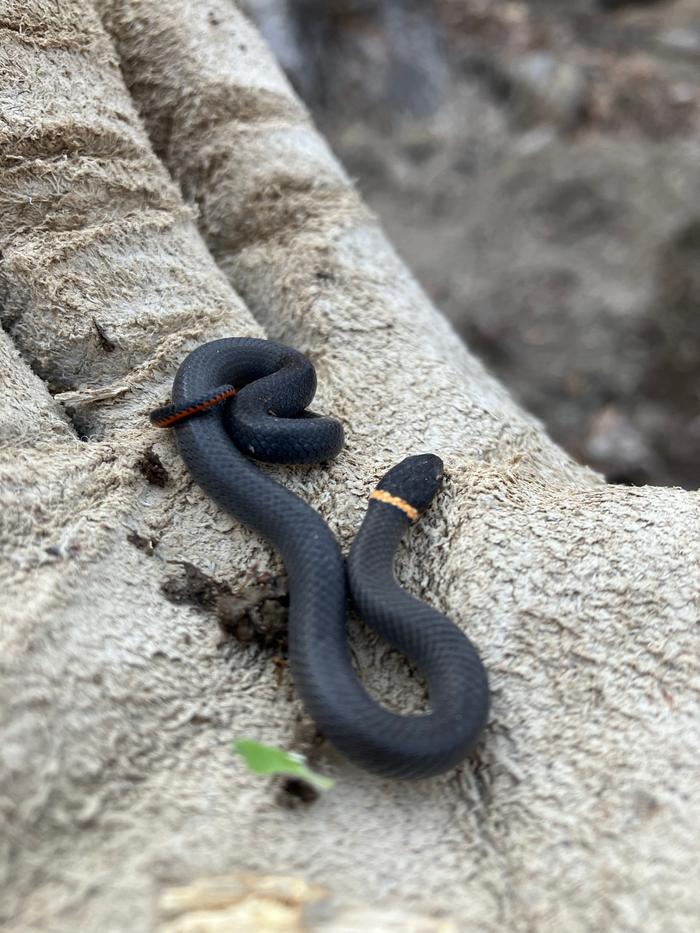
[376,454,444,514]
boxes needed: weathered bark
[0,1,698,930]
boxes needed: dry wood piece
[0,2,698,931]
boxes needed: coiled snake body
[151,337,489,779]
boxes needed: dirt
[275,776,320,807]
[91,317,117,353]
[160,563,291,653]
[135,445,169,486]
[244,0,700,488]
[217,575,290,654]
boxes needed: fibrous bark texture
[0,2,698,931]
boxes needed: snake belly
[155,337,489,779]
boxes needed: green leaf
[232,738,334,791]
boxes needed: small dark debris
[46,376,77,395]
[45,542,80,558]
[275,776,319,807]
[162,567,289,656]
[216,575,289,653]
[189,712,212,725]
[92,318,116,353]
[161,561,227,611]
[291,717,326,766]
[127,530,158,554]
[136,446,169,487]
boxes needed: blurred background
[242,0,700,489]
